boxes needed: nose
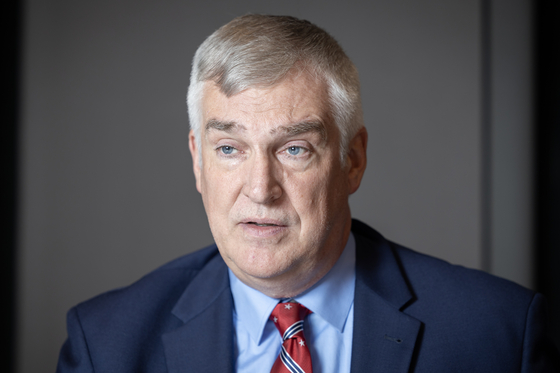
[243,152,283,204]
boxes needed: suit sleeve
[521,293,560,372]
[56,307,95,373]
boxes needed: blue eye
[287,146,302,156]
[220,146,234,155]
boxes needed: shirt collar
[229,232,356,345]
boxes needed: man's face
[189,72,366,298]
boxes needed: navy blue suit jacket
[57,220,559,372]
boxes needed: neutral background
[16,0,535,372]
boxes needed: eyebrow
[205,119,246,133]
[205,118,327,142]
[272,120,327,142]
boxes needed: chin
[235,256,295,281]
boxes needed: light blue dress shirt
[229,233,356,373]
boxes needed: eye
[287,146,303,156]
[219,145,236,155]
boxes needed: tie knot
[270,302,311,340]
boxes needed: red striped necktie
[269,302,313,373]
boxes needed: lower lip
[241,223,288,238]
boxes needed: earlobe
[188,130,202,193]
[347,127,368,195]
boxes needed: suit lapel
[162,252,234,373]
[350,220,421,373]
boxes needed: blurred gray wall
[16,0,533,371]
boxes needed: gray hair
[187,14,363,162]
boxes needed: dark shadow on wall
[5,0,22,372]
[535,0,560,352]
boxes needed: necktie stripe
[280,346,305,373]
[283,320,304,340]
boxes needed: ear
[346,127,368,195]
[188,129,202,193]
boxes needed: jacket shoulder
[352,218,534,304]
[57,244,224,373]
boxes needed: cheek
[299,169,348,222]
[290,173,332,221]
[200,166,233,218]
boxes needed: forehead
[200,72,332,131]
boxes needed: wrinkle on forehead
[236,87,306,115]
[201,72,331,140]
[206,68,326,107]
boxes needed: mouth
[247,222,280,227]
[239,219,288,237]
[240,217,286,226]
[239,217,289,238]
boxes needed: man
[57,14,558,372]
